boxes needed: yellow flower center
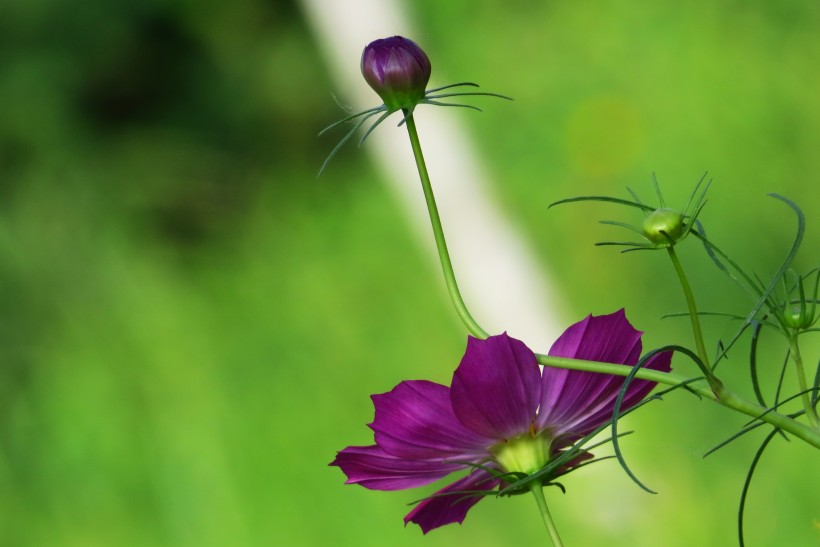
[490,427,552,475]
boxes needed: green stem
[666,246,711,370]
[530,482,564,547]
[536,353,820,449]
[788,334,819,427]
[403,112,488,339]
[398,110,820,448]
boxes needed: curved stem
[788,334,819,427]
[536,353,820,449]
[530,482,564,547]
[403,112,489,339]
[666,246,711,369]
[397,111,820,448]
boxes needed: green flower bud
[782,269,819,330]
[642,208,685,246]
[784,307,812,329]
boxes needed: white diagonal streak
[300,0,564,349]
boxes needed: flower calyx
[781,268,820,331]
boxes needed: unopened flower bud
[784,307,814,329]
[361,36,431,112]
[642,208,685,246]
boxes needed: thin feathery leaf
[757,194,806,311]
[774,348,790,406]
[396,109,415,127]
[755,287,783,324]
[706,193,805,369]
[683,172,709,215]
[781,273,794,316]
[689,176,712,220]
[549,195,655,211]
[807,267,820,324]
[569,455,618,472]
[704,425,764,459]
[692,223,737,282]
[581,431,635,454]
[691,223,760,300]
[671,345,715,393]
[705,403,804,459]
[621,246,659,254]
[609,348,707,494]
[611,349,667,494]
[424,82,480,93]
[749,321,767,408]
[595,241,652,247]
[329,92,354,113]
[739,391,810,429]
[750,273,769,295]
[318,105,386,136]
[760,318,792,332]
[661,311,746,320]
[454,461,521,482]
[424,91,513,101]
[421,99,484,112]
[711,321,758,371]
[738,429,779,547]
[608,352,710,494]
[318,110,383,176]
[625,187,645,211]
[546,482,567,494]
[357,109,394,147]
[652,172,665,207]
[715,339,726,363]
[682,199,708,237]
[599,220,646,236]
[657,376,707,400]
[690,183,712,223]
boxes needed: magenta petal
[536,310,672,437]
[568,350,672,436]
[548,309,643,364]
[371,380,494,460]
[404,469,500,534]
[624,349,673,401]
[330,445,465,491]
[450,334,541,439]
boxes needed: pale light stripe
[300,0,564,349]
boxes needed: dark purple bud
[361,36,431,112]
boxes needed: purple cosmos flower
[361,36,432,113]
[331,309,673,534]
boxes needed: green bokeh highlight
[0,1,817,545]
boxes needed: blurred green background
[0,0,818,545]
